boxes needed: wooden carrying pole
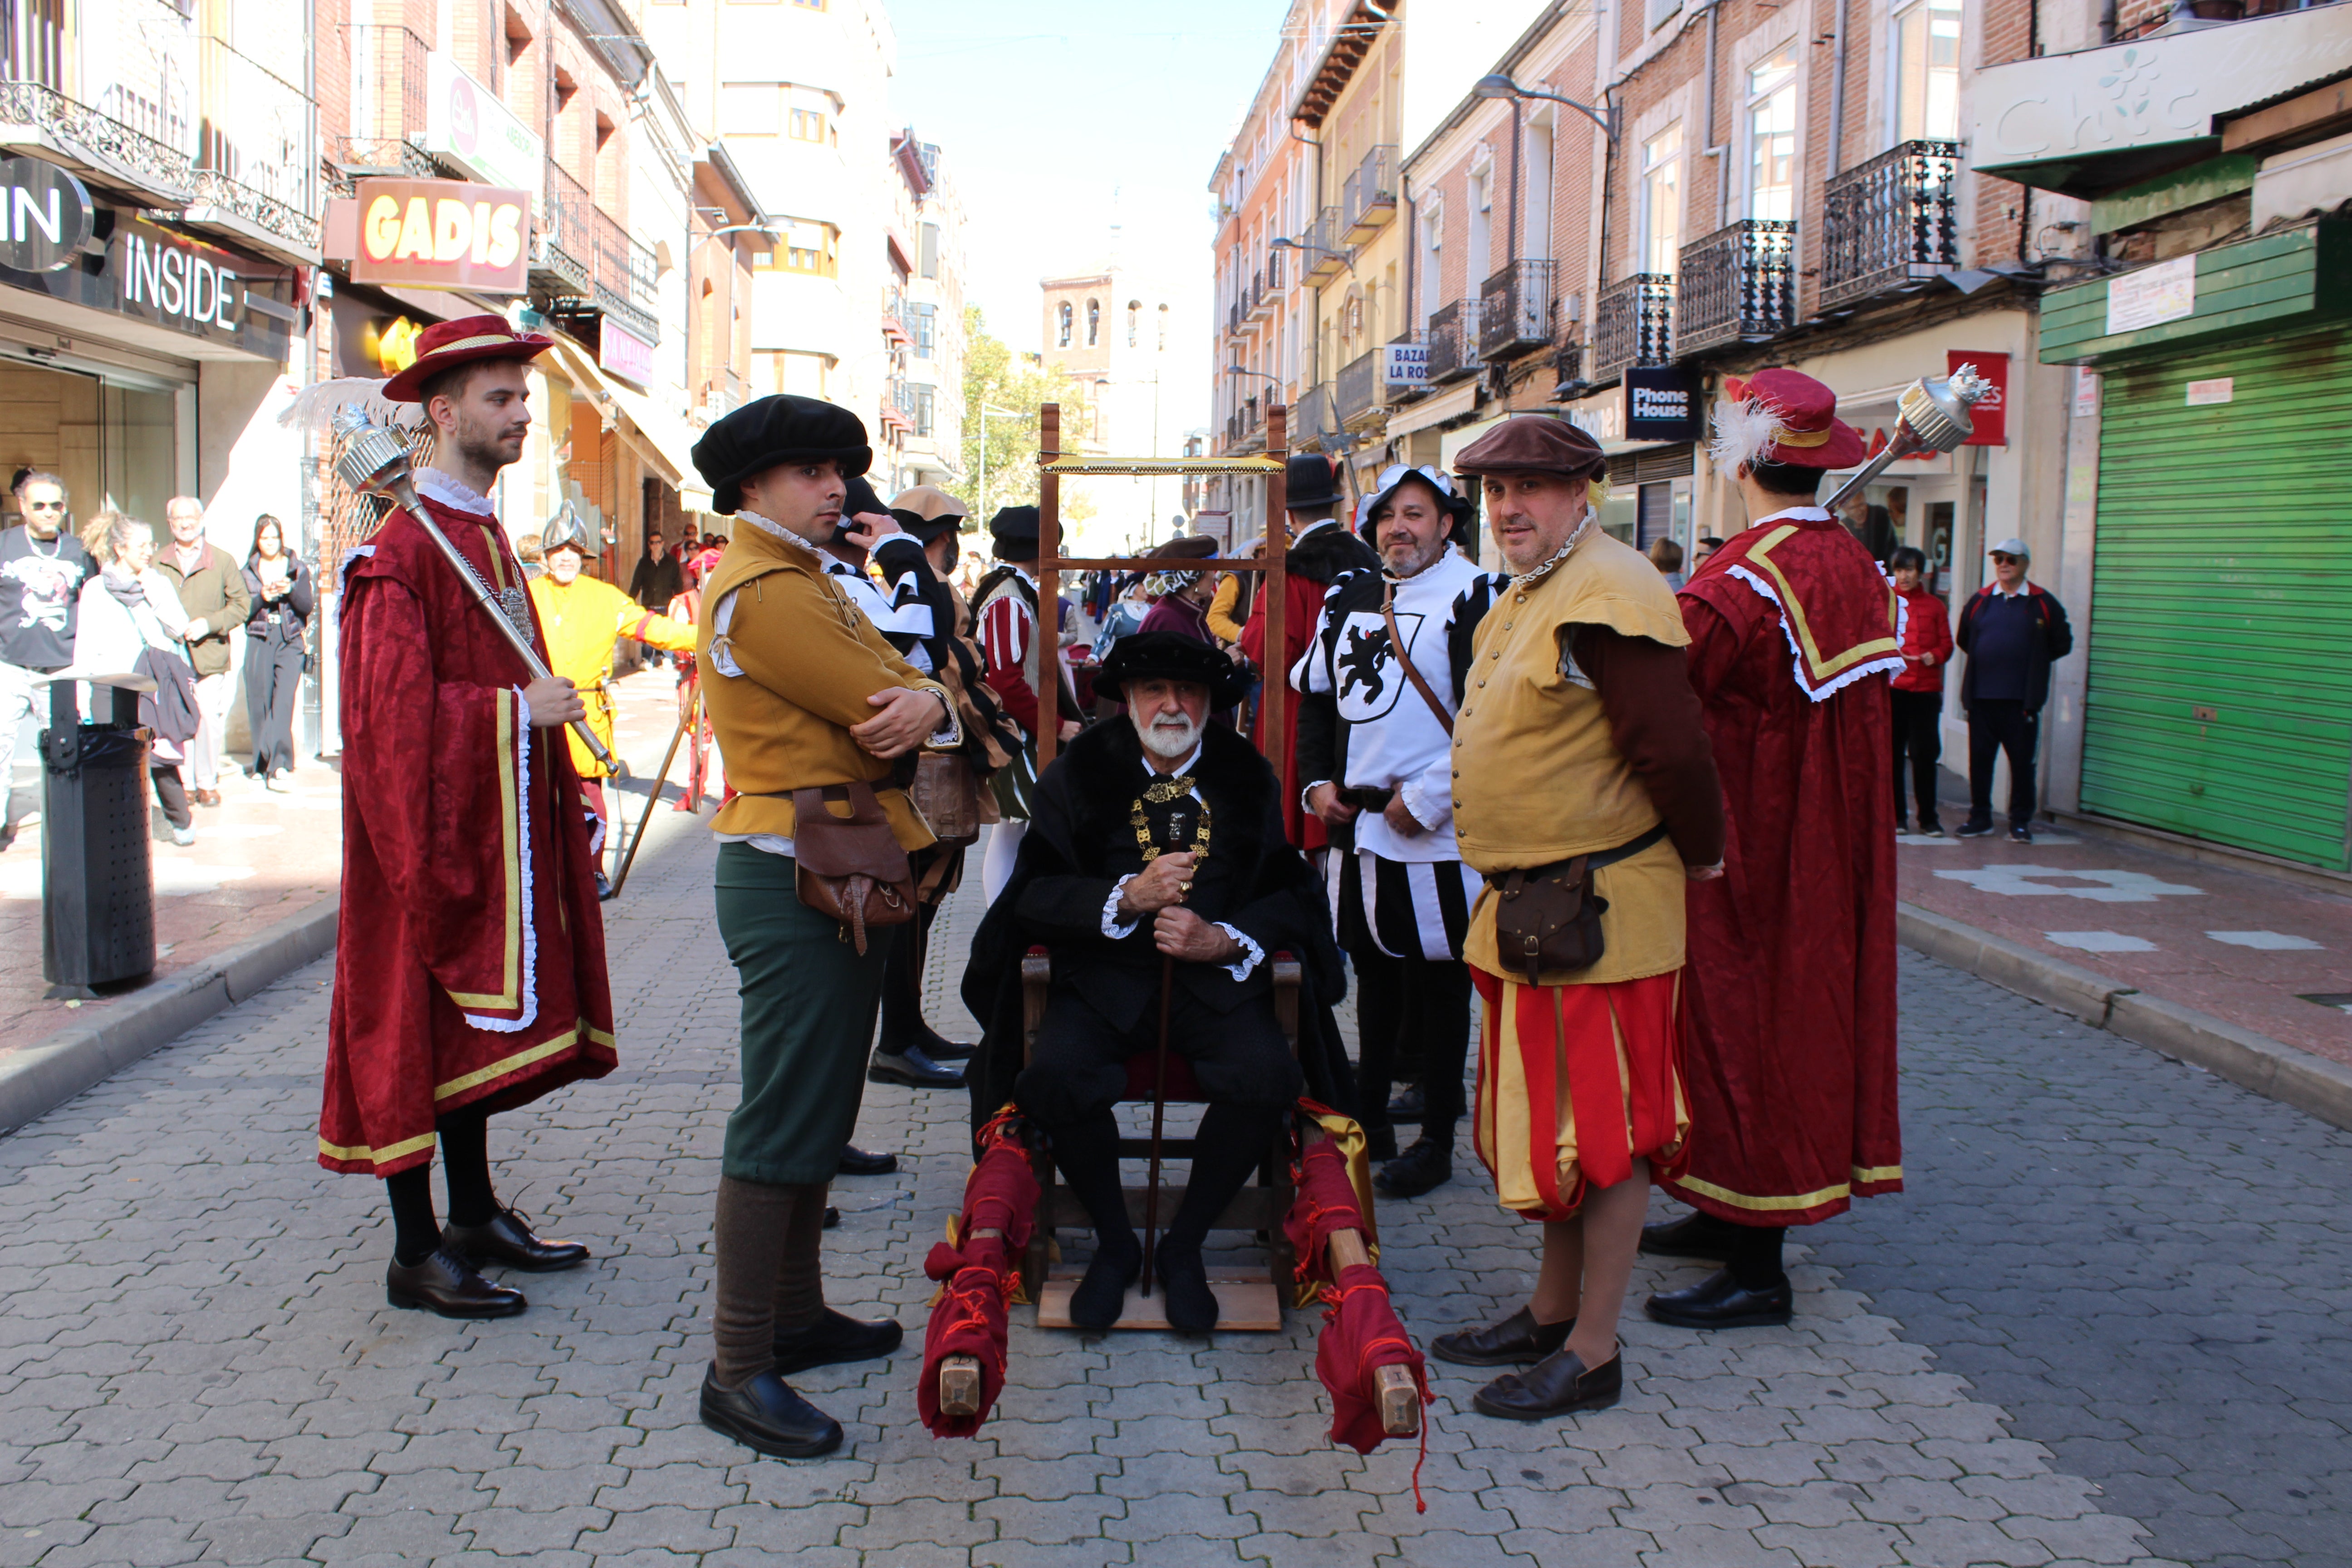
[1031,403,1290,775]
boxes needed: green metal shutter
[2079,326,2352,868]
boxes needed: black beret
[1095,630,1254,710]
[691,394,872,516]
[842,475,886,518]
[989,505,1040,560]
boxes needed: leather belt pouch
[787,782,916,955]
[1488,824,1669,987]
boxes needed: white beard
[1133,709,1200,761]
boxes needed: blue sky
[885,0,1284,372]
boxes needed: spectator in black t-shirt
[1955,537,2073,843]
[0,470,94,838]
[627,529,685,667]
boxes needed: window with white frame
[1746,48,1799,221]
[1892,0,1962,142]
[1418,208,1442,327]
[1640,123,1683,275]
[1467,169,1491,294]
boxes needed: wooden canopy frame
[1032,401,1291,773]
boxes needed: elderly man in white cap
[1954,537,2073,844]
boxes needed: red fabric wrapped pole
[918,1116,1041,1438]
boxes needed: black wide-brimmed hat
[989,505,1040,561]
[1284,452,1342,511]
[1095,630,1254,709]
[691,394,872,516]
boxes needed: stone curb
[0,896,337,1137]
[1898,900,2352,1135]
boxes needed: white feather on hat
[1708,390,1786,475]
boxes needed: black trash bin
[41,679,156,999]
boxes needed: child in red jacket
[1890,545,1955,834]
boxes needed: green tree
[959,305,1098,529]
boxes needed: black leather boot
[1431,1306,1573,1367]
[1472,1348,1623,1420]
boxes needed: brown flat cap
[1454,415,1607,480]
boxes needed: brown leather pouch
[788,782,916,955]
[1488,824,1670,987]
[909,752,982,848]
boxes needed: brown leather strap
[1382,581,1454,736]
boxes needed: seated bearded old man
[961,632,1352,1333]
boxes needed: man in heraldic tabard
[316,314,616,1320]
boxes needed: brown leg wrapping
[771,1181,830,1335]
[711,1176,794,1388]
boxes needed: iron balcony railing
[1340,144,1397,243]
[1336,351,1378,425]
[187,35,318,247]
[1426,298,1484,385]
[1248,268,1274,320]
[338,24,435,174]
[1304,204,1348,283]
[534,159,595,296]
[1266,248,1284,290]
[0,78,193,202]
[1227,301,1243,338]
[1294,382,1336,446]
[1675,220,1798,358]
[1590,274,1674,386]
[1479,258,1556,360]
[1820,140,1962,311]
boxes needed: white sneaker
[266,774,291,794]
[170,825,196,847]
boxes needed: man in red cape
[318,315,617,1319]
[1239,453,1377,850]
[1644,367,1904,1328]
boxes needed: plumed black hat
[690,394,872,516]
[1283,452,1342,511]
[989,505,1040,561]
[1095,630,1254,710]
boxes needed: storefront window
[0,362,179,537]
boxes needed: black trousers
[1967,698,2040,826]
[1350,941,1472,1134]
[1890,688,1945,828]
[244,636,304,778]
[1015,983,1301,1131]
[151,765,190,830]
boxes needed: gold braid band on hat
[1772,425,1833,448]
[418,332,541,358]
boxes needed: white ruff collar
[737,510,821,558]
[1749,505,1833,528]
[415,467,497,517]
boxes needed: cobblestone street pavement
[2,802,2347,1566]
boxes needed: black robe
[962,718,1354,1128]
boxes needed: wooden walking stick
[608,688,696,898]
[1141,951,1175,1298]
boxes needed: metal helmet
[542,502,594,558]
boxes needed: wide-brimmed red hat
[1712,368,1866,470]
[381,314,555,403]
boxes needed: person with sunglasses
[0,470,94,844]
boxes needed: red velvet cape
[1669,515,1901,1226]
[318,490,617,1177]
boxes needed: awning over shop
[544,338,715,510]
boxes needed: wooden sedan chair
[1016,946,1301,1331]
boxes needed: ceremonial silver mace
[1820,364,1994,514]
[331,405,619,772]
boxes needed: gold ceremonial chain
[1132,775,1212,864]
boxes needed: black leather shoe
[1431,1306,1573,1367]
[867,1044,964,1088]
[772,1308,904,1376]
[837,1145,899,1176]
[1156,1240,1219,1335]
[1639,1209,1745,1262]
[1364,1122,1399,1163]
[899,1025,979,1062]
[1386,1085,1426,1122]
[1069,1232,1141,1331]
[440,1209,591,1273]
[1472,1349,1623,1421]
[387,1247,527,1318]
[823,1206,840,1230]
[1645,1268,1794,1329]
[699,1365,844,1458]
[1376,1135,1453,1198]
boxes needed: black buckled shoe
[867,1043,964,1089]
[1472,1348,1623,1421]
[1638,1209,1746,1262]
[837,1145,900,1176]
[1431,1306,1573,1367]
[772,1308,904,1376]
[1645,1269,1794,1329]
[1375,1134,1453,1199]
[441,1208,591,1273]
[1156,1240,1220,1335]
[387,1247,528,1318]
[699,1365,844,1459]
